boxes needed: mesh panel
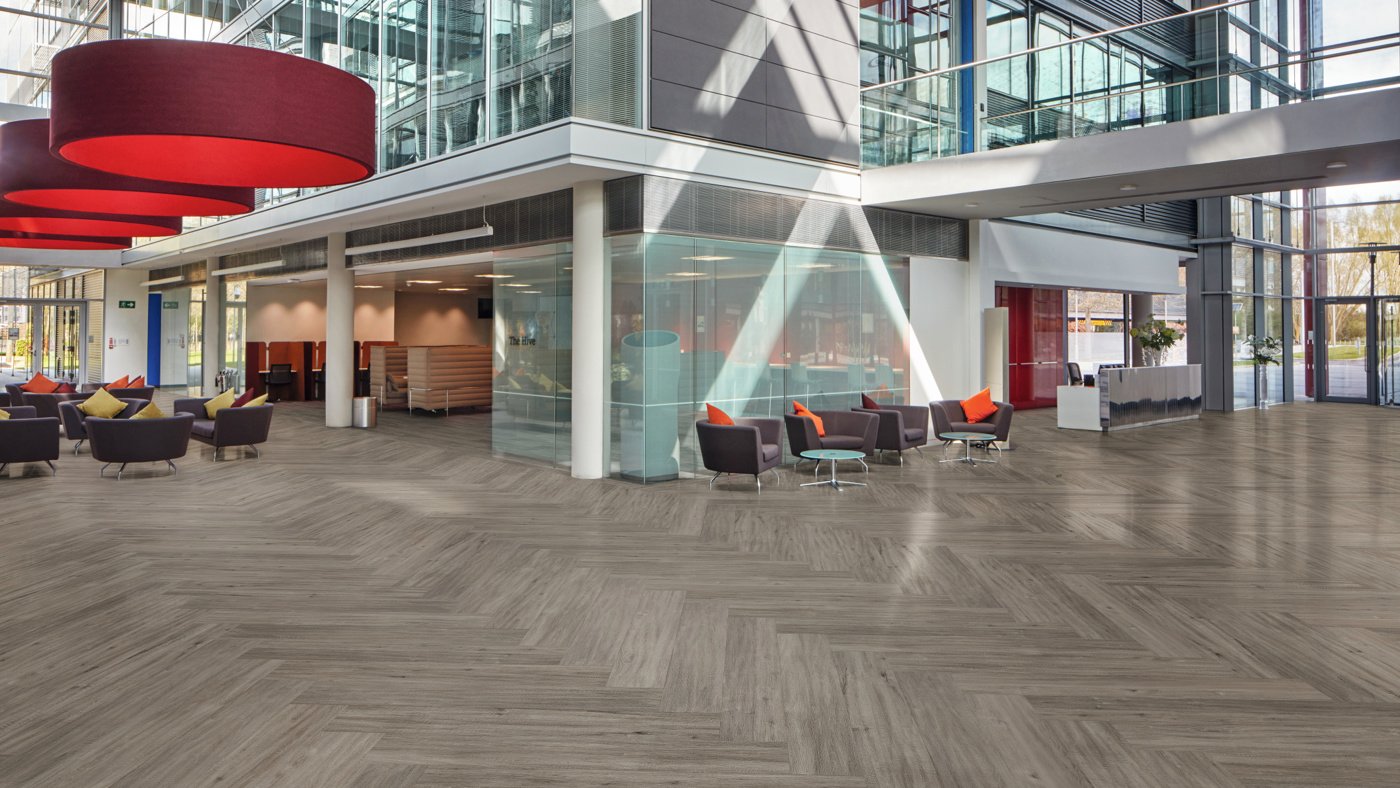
[149,261,208,286]
[574,0,641,127]
[346,189,573,265]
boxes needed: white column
[571,180,608,479]
[325,232,354,427]
[202,258,223,394]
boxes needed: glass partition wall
[609,234,912,483]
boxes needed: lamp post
[1363,241,1385,300]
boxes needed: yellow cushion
[131,402,166,420]
[245,394,268,407]
[78,387,127,419]
[0,409,10,420]
[204,389,237,419]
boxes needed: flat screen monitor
[477,298,494,320]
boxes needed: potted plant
[1245,334,1283,409]
[1128,320,1182,367]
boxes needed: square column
[571,181,608,479]
[202,258,223,394]
[326,232,354,427]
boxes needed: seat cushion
[904,427,926,442]
[949,422,996,435]
[190,419,217,438]
[762,443,780,463]
[820,434,865,450]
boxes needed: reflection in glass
[1232,295,1255,408]
[492,0,573,137]
[432,0,488,154]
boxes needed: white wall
[102,268,149,380]
[394,292,488,346]
[246,283,395,342]
[909,220,1186,400]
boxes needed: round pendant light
[0,120,254,217]
[0,231,130,250]
[0,199,181,237]
[49,39,377,188]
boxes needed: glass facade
[230,0,640,208]
[491,244,573,468]
[609,235,911,482]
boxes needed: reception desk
[1058,364,1202,432]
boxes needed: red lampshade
[0,120,254,217]
[0,231,130,250]
[0,199,181,237]
[50,39,377,188]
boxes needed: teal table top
[939,432,994,442]
[800,449,866,461]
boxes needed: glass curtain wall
[229,0,637,206]
[225,280,248,391]
[491,244,573,468]
[1228,193,1299,407]
[610,234,911,482]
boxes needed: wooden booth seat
[407,345,491,413]
[370,345,409,410]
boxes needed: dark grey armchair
[784,410,878,462]
[696,417,782,490]
[0,406,60,475]
[853,403,929,463]
[58,398,148,454]
[86,413,194,479]
[19,390,92,420]
[930,399,1015,447]
[173,397,274,460]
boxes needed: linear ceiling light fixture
[0,119,254,217]
[49,40,376,188]
[345,224,495,256]
[142,275,185,287]
[208,260,284,277]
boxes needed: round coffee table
[938,432,998,466]
[799,449,868,491]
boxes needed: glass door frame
[1380,297,1400,408]
[1317,296,1374,404]
[0,298,89,384]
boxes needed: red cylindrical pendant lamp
[0,199,181,237]
[0,231,131,250]
[49,39,377,188]
[0,120,254,217]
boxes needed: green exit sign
[163,301,179,310]
[118,300,136,309]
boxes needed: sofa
[86,413,194,479]
[58,397,149,454]
[853,403,930,463]
[696,417,783,489]
[929,399,1015,447]
[0,406,61,476]
[784,409,878,463]
[173,397,274,460]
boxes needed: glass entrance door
[40,303,83,383]
[1380,298,1400,407]
[1320,299,1370,402]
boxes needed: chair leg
[251,445,261,458]
[73,439,83,456]
[708,472,722,489]
[99,462,110,477]
[166,459,178,475]
[771,467,781,485]
[858,458,869,473]
[215,447,223,462]
[0,463,7,475]
[116,463,127,481]
[755,474,761,491]
[45,460,56,474]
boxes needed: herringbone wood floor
[2,399,1399,787]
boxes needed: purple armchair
[86,413,194,479]
[853,403,929,463]
[696,417,783,490]
[58,398,148,455]
[930,399,1014,453]
[0,405,60,476]
[173,398,274,460]
[784,409,877,465]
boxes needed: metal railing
[860,0,1400,167]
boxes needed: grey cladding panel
[650,0,859,164]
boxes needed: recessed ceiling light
[964,202,980,208]
[1119,184,1138,192]
[475,273,513,279]
[439,287,469,292]
[682,255,733,261]
[796,263,834,269]
[407,279,442,285]
[354,284,383,289]
[1326,161,1348,169]
[562,266,573,270]
[668,271,708,277]
[502,283,533,287]
[520,290,543,294]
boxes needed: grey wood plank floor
[2,399,1399,787]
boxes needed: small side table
[938,432,998,466]
[799,449,868,491]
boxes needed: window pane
[1232,246,1255,292]
[432,0,488,154]
[1232,296,1255,408]
[492,0,574,137]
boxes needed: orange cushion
[961,388,999,424]
[20,373,59,393]
[793,401,825,437]
[705,403,734,426]
[107,375,130,390]
[128,375,145,388]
